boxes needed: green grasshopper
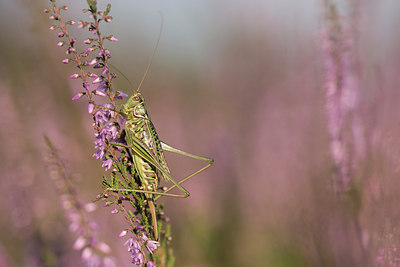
[101,22,213,240]
[107,91,213,240]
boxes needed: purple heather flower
[67,47,76,54]
[125,238,144,266]
[132,253,144,266]
[82,83,90,91]
[84,38,92,44]
[88,103,95,113]
[140,234,159,254]
[93,148,105,160]
[116,91,128,100]
[86,58,98,66]
[94,136,105,149]
[146,240,159,254]
[147,262,156,267]
[93,76,103,84]
[62,58,70,64]
[109,36,118,42]
[100,124,118,141]
[102,67,108,75]
[94,90,106,97]
[119,230,128,237]
[93,63,104,69]
[70,73,80,79]
[111,209,118,214]
[102,158,113,171]
[95,80,108,93]
[73,236,86,250]
[94,109,111,124]
[72,92,84,101]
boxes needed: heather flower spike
[46,0,213,265]
[45,137,115,266]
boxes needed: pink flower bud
[72,93,84,101]
[94,90,106,96]
[69,73,79,79]
[86,58,98,66]
[88,103,95,113]
[73,236,86,250]
[109,36,118,42]
[119,230,128,237]
[92,77,102,84]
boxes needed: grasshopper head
[123,92,146,118]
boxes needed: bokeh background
[1,0,400,266]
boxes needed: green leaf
[104,4,112,16]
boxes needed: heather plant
[376,221,400,267]
[45,136,115,266]
[320,0,364,195]
[45,0,176,265]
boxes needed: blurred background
[1,0,400,266]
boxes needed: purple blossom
[72,92,84,101]
[125,238,144,266]
[102,158,113,171]
[119,230,128,237]
[109,36,118,42]
[93,76,103,84]
[70,73,79,79]
[96,80,108,94]
[140,234,159,254]
[94,90,106,96]
[86,58,98,66]
[147,262,156,267]
[116,91,128,100]
[92,148,105,160]
[94,108,111,124]
[88,103,95,113]
[100,124,118,141]
[146,240,159,254]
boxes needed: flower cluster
[45,1,173,265]
[320,2,364,195]
[122,231,159,266]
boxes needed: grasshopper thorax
[123,92,147,119]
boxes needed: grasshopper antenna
[136,11,164,93]
[108,62,135,89]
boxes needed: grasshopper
[107,91,213,240]
[100,22,213,240]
